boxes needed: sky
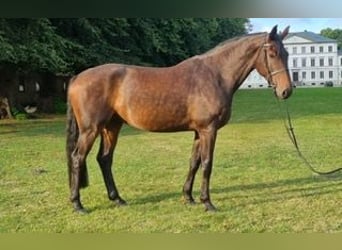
[249,18,342,33]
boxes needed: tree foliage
[320,28,342,50]
[0,18,250,75]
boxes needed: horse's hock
[0,97,13,119]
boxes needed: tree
[320,28,342,50]
[124,18,250,66]
[0,18,72,74]
[0,18,250,74]
[213,18,250,44]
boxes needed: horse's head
[255,25,292,99]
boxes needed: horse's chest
[190,97,231,129]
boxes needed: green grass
[1,88,342,232]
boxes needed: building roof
[285,31,336,43]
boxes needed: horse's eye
[269,49,278,58]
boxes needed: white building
[242,31,342,88]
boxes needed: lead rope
[278,99,342,176]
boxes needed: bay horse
[66,25,292,213]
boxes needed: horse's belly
[122,104,189,132]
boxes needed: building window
[301,58,306,67]
[319,58,324,66]
[302,71,306,80]
[292,72,299,82]
[340,58,342,66]
[311,58,315,67]
[329,71,333,78]
[301,46,306,54]
[293,47,297,54]
[293,58,298,67]
[328,58,333,66]
[328,45,333,52]
[320,71,324,79]
[310,46,315,53]
[319,46,324,53]
[311,71,316,79]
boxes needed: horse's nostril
[281,88,292,99]
[282,90,288,98]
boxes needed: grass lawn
[0,87,342,232]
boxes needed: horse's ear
[280,26,290,40]
[268,25,278,42]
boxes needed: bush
[15,113,28,120]
[11,108,24,119]
[54,98,67,114]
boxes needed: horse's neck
[204,35,264,92]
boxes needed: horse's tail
[66,80,89,189]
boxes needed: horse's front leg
[199,127,217,211]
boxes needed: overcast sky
[249,18,342,33]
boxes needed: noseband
[262,42,289,88]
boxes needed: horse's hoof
[72,201,88,214]
[204,203,217,212]
[114,198,127,207]
[74,207,89,214]
[188,200,197,206]
[184,198,197,205]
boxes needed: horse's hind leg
[70,129,97,213]
[183,132,201,204]
[97,121,126,206]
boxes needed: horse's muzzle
[275,86,293,100]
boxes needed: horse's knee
[202,159,213,175]
[97,154,111,168]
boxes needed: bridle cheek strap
[263,42,289,88]
[266,68,289,86]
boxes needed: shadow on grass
[212,174,342,208]
[118,174,342,208]
[0,119,65,137]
